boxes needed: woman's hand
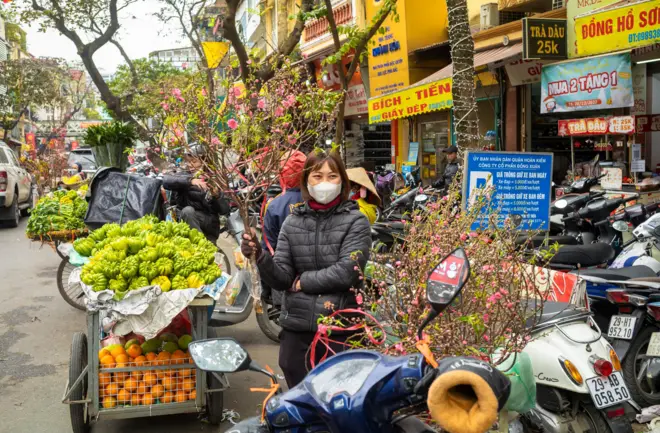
[241,228,262,259]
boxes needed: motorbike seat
[516,235,577,248]
[373,221,405,232]
[547,243,615,268]
[571,265,657,281]
[525,301,588,329]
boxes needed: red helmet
[280,150,307,189]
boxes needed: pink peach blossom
[227,118,238,130]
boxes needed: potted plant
[83,122,137,171]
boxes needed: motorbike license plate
[607,315,637,340]
[646,333,660,357]
[586,372,630,409]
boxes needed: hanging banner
[505,59,545,86]
[558,118,609,136]
[636,114,660,132]
[540,52,633,113]
[313,50,363,90]
[558,116,636,136]
[575,0,660,57]
[522,18,568,60]
[368,78,453,124]
[632,64,647,115]
[344,84,368,117]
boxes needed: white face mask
[308,182,342,204]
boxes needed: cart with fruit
[63,297,224,433]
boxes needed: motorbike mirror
[612,221,629,232]
[188,338,251,373]
[554,199,568,209]
[415,194,429,202]
[426,248,470,313]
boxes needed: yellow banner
[368,78,453,124]
[202,42,230,69]
[575,0,660,56]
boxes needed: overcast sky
[23,0,185,74]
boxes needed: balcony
[303,2,353,44]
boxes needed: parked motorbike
[189,249,512,433]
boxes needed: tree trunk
[276,0,289,52]
[446,0,479,148]
[335,95,346,157]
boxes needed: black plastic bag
[84,167,164,229]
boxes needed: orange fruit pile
[98,342,197,409]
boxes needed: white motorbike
[518,301,633,433]
[610,212,660,272]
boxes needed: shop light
[636,58,660,65]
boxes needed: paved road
[0,220,281,433]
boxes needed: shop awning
[367,43,522,124]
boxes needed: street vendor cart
[63,297,225,432]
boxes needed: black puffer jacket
[162,173,230,216]
[257,200,371,332]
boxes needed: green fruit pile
[75,215,222,300]
[26,190,88,237]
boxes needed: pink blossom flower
[353,266,359,271]
[247,59,252,64]
[302,53,309,59]
[282,122,290,128]
[469,232,478,238]
[257,99,266,109]
[483,335,490,342]
[460,233,468,242]
[227,118,238,130]
[356,294,363,305]
[232,87,242,97]
[287,135,297,145]
[483,313,489,322]
[462,340,468,345]
[174,128,184,138]
[211,137,220,146]
[172,88,182,97]
[201,88,207,97]
[431,246,441,255]
[154,147,161,152]
[274,107,284,117]
[161,102,169,111]
[394,342,405,353]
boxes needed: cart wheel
[53,240,68,260]
[69,332,90,433]
[206,327,224,425]
[57,259,86,311]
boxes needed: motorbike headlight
[308,358,377,404]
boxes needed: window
[0,149,8,164]
[6,148,19,166]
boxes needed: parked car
[67,147,97,177]
[0,142,34,227]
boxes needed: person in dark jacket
[241,150,371,388]
[433,145,461,189]
[162,144,230,243]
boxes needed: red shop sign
[558,118,608,136]
[635,115,660,133]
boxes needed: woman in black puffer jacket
[241,150,371,388]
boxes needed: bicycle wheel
[53,240,68,260]
[57,259,86,311]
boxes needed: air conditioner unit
[480,3,499,31]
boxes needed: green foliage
[83,107,101,120]
[5,23,27,52]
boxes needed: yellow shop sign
[368,78,453,124]
[575,0,660,56]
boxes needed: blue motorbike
[188,249,511,433]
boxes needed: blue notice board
[463,151,553,231]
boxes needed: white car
[0,142,33,227]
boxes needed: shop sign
[505,59,545,86]
[523,18,568,60]
[635,114,660,132]
[463,151,553,231]
[575,0,660,57]
[601,167,623,190]
[540,52,633,113]
[558,118,609,136]
[368,77,453,124]
[365,0,410,97]
[344,84,368,117]
[609,115,636,134]
[632,160,646,172]
[632,64,647,115]
[313,50,362,91]
[567,0,622,58]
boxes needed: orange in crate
[134,355,147,366]
[161,376,176,390]
[110,346,126,358]
[131,370,143,381]
[182,378,195,392]
[124,378,138,393]
[99,348,111,359]
[178,368,193,378]
[157,369,174,380]
[189,389,196,400]
[136,381,149,395]
[146,352,157,362]
[105,382,120,397]
[156,351,171,365]
[174,391,187,403]
[126,344,142,358]
[100,355,116,369]
[99,372,112,387]
[114,371,129,382]
[151,384,165,399]
[117,389,131,404]
[102,396,117,409]
[131,394,142,406]
[162,391,175,403]
[171,350,187,365]
[115,354,129,366]
[143,372,158,387]
[142,392,155,406]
